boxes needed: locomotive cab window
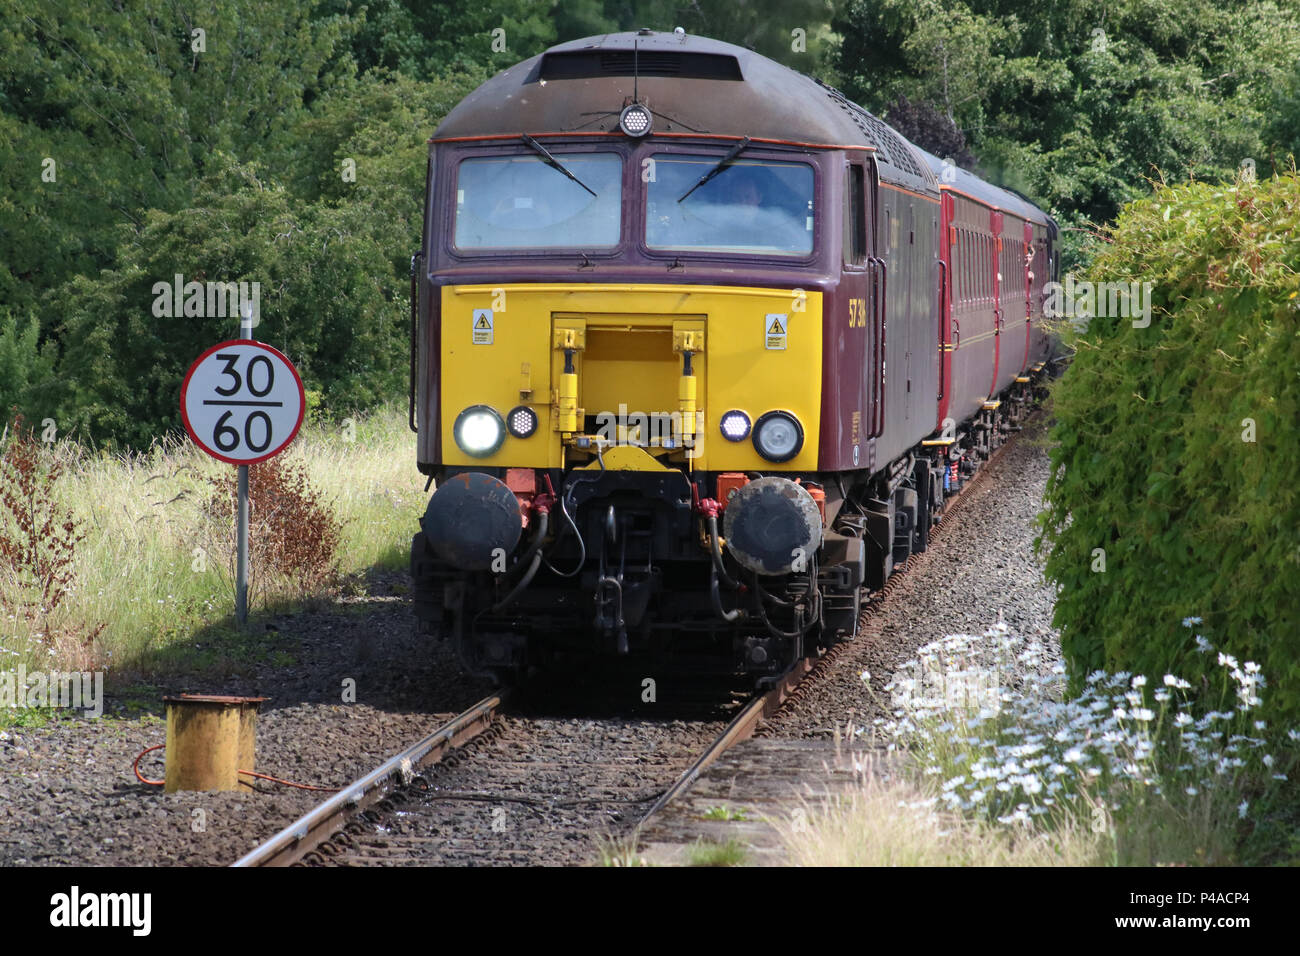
[844,164,866,265]
[453,152,623,250]
[645,154,814,256]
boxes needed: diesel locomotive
[408,30,1059,685]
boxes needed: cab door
[824,157,873,471]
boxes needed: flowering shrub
[865,619,1296,862]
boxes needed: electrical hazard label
[765,313,788,350]
[472,309,494,345]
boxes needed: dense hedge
[1040,171,1300,723]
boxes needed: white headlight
[753,411,803,463]
[454,405,505,457]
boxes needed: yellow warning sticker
[765,313,788,350]
[472,308,494,345]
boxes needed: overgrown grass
[777,775,1107,866]
[593,832,650,867]
[0,405,425,675]
[701,805,749,821]
[684,838,749,867]
[810,621,1300,866]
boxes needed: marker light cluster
[507,405,539,439]
[719,410,752,441]
[453,405,506,458]
[619,104,653,137]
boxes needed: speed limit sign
[181,340,305,465]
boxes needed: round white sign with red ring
[181,339,305,465]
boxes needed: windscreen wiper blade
[677,137,751,203]
[521,134,597,197]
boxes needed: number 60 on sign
[181,340,305,465]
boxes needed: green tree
[0,0,359,322]
[0,311,57,419]
[833,0,1300,231]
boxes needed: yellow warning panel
[765,313,787,350]
[472,308,494,345]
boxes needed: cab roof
[433,30,937,194]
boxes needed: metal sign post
[236,464,248,627]
[180,307,304,630]
[236,308,252,627]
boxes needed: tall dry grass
[0,405,426,673]
[775,773,1108,867]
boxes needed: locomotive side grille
[539,50,744,81]
[822,87,928,180]
[833,99,892,164]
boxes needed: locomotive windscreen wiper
[677,137,751,202]
[521,134,597,197]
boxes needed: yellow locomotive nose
[437,283,822,473]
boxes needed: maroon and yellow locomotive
[408,31,1058,684]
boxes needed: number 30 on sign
[181,340,305,465]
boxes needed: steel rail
[638,658,811,825]
[232,691,510,867]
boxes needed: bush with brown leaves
[203,456,342,607]
[0,412,103,661]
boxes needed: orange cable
[131,744,341,792]
[133,743,166,786]
[236,770,340,792]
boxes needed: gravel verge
[0,575,495,866]
[766,419,1062,738]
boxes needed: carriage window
[957,231,965,303]
[646,154,814,256]
[980,236,987,300]
[965,232,973,304]
[960,231,969,304]
[963,231,971,303]
[453,152,622,250]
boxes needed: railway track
[232,693,509,867]
[232,678,790,866]
[233,419,1035,867]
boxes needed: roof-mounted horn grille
[539,50,743,81]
